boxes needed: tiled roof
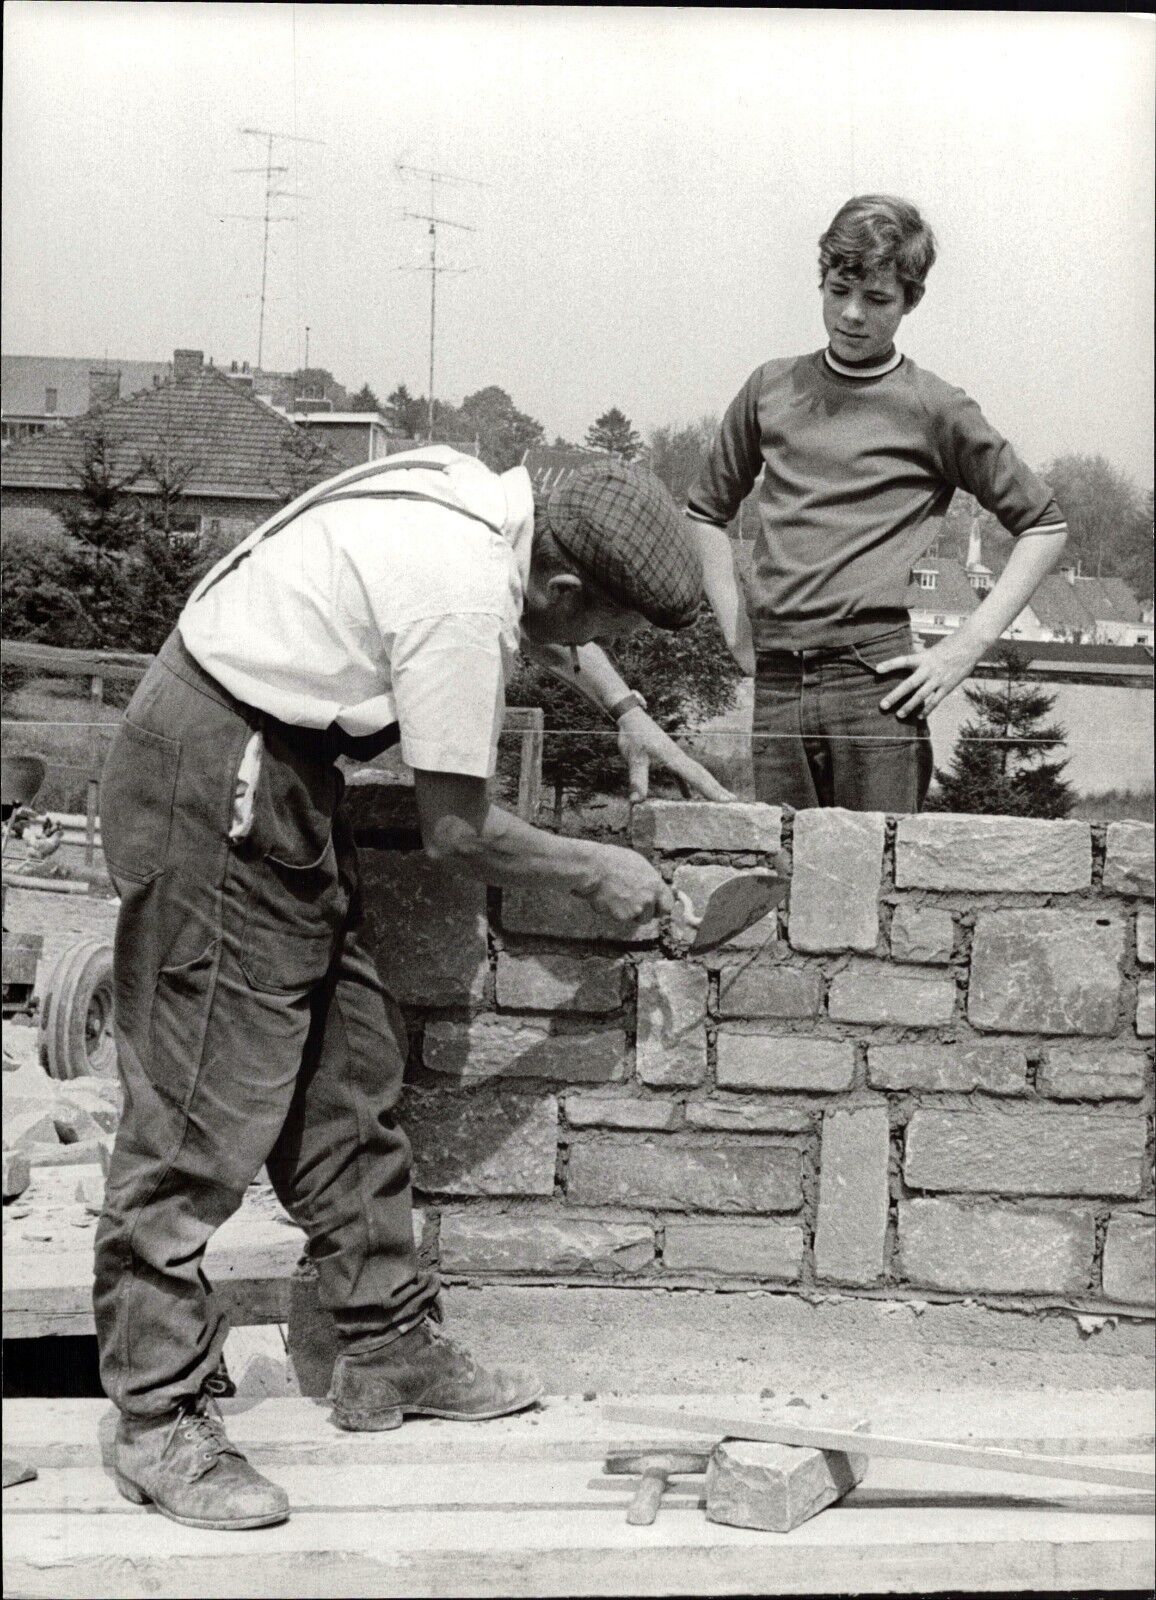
[1025,575,1097,636]
[1,354,172,418]
[1072,575,1143,625]
[521,443,610,491]
[0,365,344,501]
[905,557,981,613]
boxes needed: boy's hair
[818,195,937,308]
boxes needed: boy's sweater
[687,349,1066,649]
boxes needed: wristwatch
[607,690,648,723]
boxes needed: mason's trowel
[675,870,787,953]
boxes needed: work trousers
[752,624,934,812]
[93,632,437,1417]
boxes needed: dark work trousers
[93,632,438,1418]
[752,624,934,812]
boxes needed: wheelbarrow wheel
[38,938,117,1080]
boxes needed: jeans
[93,632,437,1417]
[752,625,934,812]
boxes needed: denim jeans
[752,625,934,812]
[93,632,437,1417]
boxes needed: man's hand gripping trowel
[673,869,787,953]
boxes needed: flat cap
[540,458,702,629]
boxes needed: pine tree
[928,645,1075,817]
[585,407,642,461]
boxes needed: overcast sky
[3,6,1153,486]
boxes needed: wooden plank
[603,1404,1156,1491]
[0,640,152,683]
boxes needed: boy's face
[822,263,912,363]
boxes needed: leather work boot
[113,1395,290,1530]
[329,1317,543,1432]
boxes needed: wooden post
[86,674,104,871]
[518,708,544,824]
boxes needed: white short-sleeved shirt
[178,447,534,778]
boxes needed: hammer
[604,1443,713,1524]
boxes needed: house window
[917,570,937,590]
[933,616,947,627]
[166,514,203,543]
[45,387,57,413]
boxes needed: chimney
[173,349,204,381]
[965,513,983,573]
[88,369,121,408]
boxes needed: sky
[3,5,1153,486]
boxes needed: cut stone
[423,1017,625,1085]
[814,1108,890,1285]
[2,1149,31,1200]
[889,905,955,965]
[903,1109,1146,1198]
[706,1436,867,1532]
[1137,982,1155,1039]
[632,800,782,854]
[563,1093,679,1131]
[672,865,780,951]
[495,953,625,1014]
[566,1139,802,1213]
[866,1042,1026,1095]
[403,1084,558,1197]
[1102,822,1155,896]
[899,1199,1095,1293]
[359,852,487,1005]
[1136,911,1154,967]
[1101,1215,1156,1306]
[969,911,1124,1035]
[636,961,708,1087]
[788,809,884,954]
[663,1220,805,1280]
[716,1033,854,1092]
[895,815,1091,892]
[827,961,955,1026]
[684,1098,813,1133]
[500,887,657,945]
[716,963,824,1020]
[438,1213,654,1275]
[1038,1048,1147,1101]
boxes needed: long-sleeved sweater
[687,349,1067,649]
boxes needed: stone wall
[352,796,1154,1318]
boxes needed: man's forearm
[955,530,1068,653]
[521,638,631,713]
[426,799,604,895]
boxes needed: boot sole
[114,1471,289,1530]
[333,1387,544,1432]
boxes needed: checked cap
[540,458,702,629]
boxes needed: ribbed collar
[823,346,903,380]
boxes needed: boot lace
[168,1400,241,1468]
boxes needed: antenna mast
[235,126,325,371]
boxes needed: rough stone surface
[895,815,1091,892]
[1137,911,1154,968]
[867,1043,1026,1095]
[632,800,782,854]
[890,906,955,965]
[716,963,824,1020]
[563,1093,679,1131]
[423,1017,625,1084]
[636,961,708,1087]
[438,1213,654,1275]
[1102,821,1155,896]
[404,1084,558,1196]
[827,961,955,1026]
[360,852,487,1006]
[3,1106,60,1151]
[1137,982,1155,1040]
[2,1148,31,1200]
[1101,1215,1156,1306]
[567,1140,802,1213]
[706,1438,867,1532]
[968,911,1125,1035]
[789,809,884,954]
[495,953,624,1014]
[716,1033,854,1093]
[663,1220,805,1279]
[684,1098,813,1134]
[1037,1047,1148,1101]
[671,865,780,951]
[500,886,657,945]
[898,1199,1095,1293]
[814,1108,890,1285]
[904,1110,1146,1198]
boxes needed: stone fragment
[495,953,625,1014]
[423,1017,625,1085]
[716,963,824,1020]
[895,815,1091,892]
[1102,822,1155,896]
[716,1033,853,1092]
[672,865,780,951]
[827,961,955,1026]
[684,1098,812,1134]
[814,1108,890,1285]
[867,1042,1026,1095]
[564,1093,679,1131]
[636,961,708,1087]
[889,906,954,965]
[567,1140,801,1213]
[663,1220,805,1279]
[899,1199,1095,1293]
[1137,982,1155,1040]
[438,1213,654,1275]
[403,1084,558,1196]
[3,1107,61,1151]
[968,911,1124,1035]
[706,1437,867,1532]
[1038,1048,1147,1101]
[632,800,782,854]
[500,887,657,945]
[75,1170,106,1215]
[789,809,884,954]
[1101,1215,1156,1306]
[51,1104,102,1145]
[1137,911,1155,967]
[2,1149,31,1200]
[359,852,487,1005]
[904,1110,1145,1198]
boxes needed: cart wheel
[38,938,117,1080]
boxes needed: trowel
[674,870,787,953]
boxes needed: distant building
[521,443,609,492]
[906,556,982,637]
[2,354,173,449]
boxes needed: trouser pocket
[100,720,181,886]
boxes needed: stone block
[403,1084,558,1196]
[632,800,781,854]
[359,852,487,1006]
[716,963,824,1020]
[663,1220,805,1279]
[904,1110,1146,1198]
[423,1017,625,1085]
[968,911,1124,1035]
[567,1140,801,1213]
[1101,1215,1156,1306]
[500,886,657,945]
[3,1107,60,1151]
[827,961,955,1026]
[55,1077,122,1133]
[672,865,780,951]
[2,1149,31,1200]
[814,1108,890,1285]
[716,1032,854,1092]
[1038,1047,1147,1101]
[895,815,1091,892]
[1137,911,1155,967]
[706,1438,867,1532]
[636,961,708,1087]
[51,1104,103,1145]
[890,906,955,965]
[867,1042,1026,1095]
[789,809,884,954]
[75,1170,105,1215]
[495,953,625,1014]
[1137,982,1155,1039]
[564,1093,679,1131]
[438,1213,654,1275]
[1103,821,1155,896]
[684,1098,813,1133]
[898,1199,1095,1293]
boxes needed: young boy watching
[686,194,1068,811]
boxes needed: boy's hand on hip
[875,636,983,719]
[617,708,734,804]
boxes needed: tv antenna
[396,162,487,441]
[230,126,325,371]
